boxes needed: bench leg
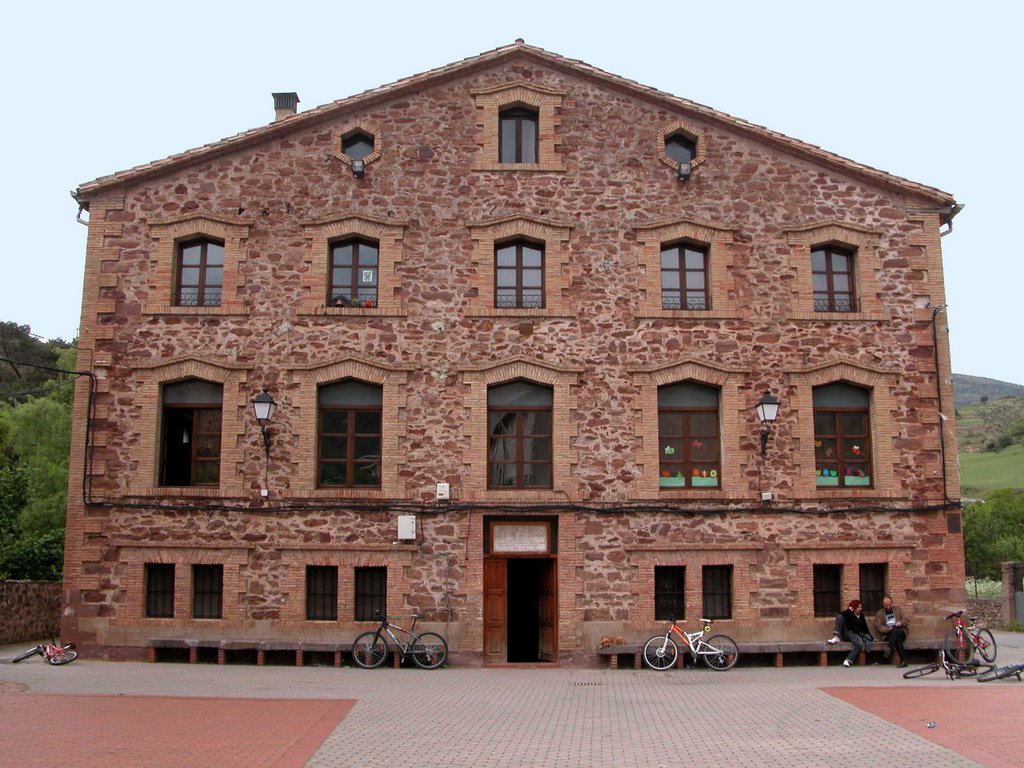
[189,647,198,664]
[257,649,265,666]
[217,648,226,665]
[147,647,157,663]
[819,651,828,666]
[634,651,642,669]
[609,654,619,670]
[392,650,401,668]
[296,650,304,667]
[775,652,784,668]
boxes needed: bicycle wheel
[642,635,679,670]
[973,629,997,663]
[351,632,388,669]
[411,632,448,669]
[943,629,973,664]
[978,663,1024,683]
[47,649,78,665]
[902,662,940,679]
[702,635,739,671]
[11,647,41,664]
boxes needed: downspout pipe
[929,304,953,505]
[940,203,964,237]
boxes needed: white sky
[2,1,1020,384]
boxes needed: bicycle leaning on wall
[642,618,739,671]
[351,612,448,669]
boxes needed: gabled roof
[74,40,955,208]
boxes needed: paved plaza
[1,633,1021,767]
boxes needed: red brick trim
[634,218,738,319]
[461,357,581,501]
[146,214,250,316]
[471,83,566,172]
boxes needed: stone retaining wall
[0,581,62,645]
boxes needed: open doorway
[483,556,557,664]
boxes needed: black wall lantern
[756,391,780,458]
[251,389,277,456]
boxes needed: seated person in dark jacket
[872,595,910,667]
[826,599,873,667]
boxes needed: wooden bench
[738,638,942,667]
[147,638,351,667]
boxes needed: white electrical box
[761,492,773,502]
[397,515,417,541]
[435,482,450,500]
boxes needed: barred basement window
[859,563,886,615]
[306,565,338,621]
[354,566,387,622]
[813,564,841,618]
[702,565,732,620]
[654,565,685,621]
[145,563,175,619]
[192,564,223,619]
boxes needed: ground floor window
[654,565,685,620]
[702,565,732,620]
[354,566,386,621]
[145,563,175,618]
[813,564,841,617]
[306,565,338,621]
[192,564,223,619]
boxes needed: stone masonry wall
[64,53,962,659]
[0,581,62,646]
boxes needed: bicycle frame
[371,615,419,656]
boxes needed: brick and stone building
[64,41,964,664]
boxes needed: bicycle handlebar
[943,610,965,620]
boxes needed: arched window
[318,380,382,487]
[499,107,538,163]
[175,238,224,307]
[488,380,552,488]
[160,379,223,486]
[812,245,856,312]
[658,382,720,488]
[495,240,545,309]
[329,238,379,308]
[813,383,871,487]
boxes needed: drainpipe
[929,304,952,505]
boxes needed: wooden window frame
[487,381,553,490]
[192,564,223,620]
[317,381,382,489]
[859,563,887,615]
[471,84,565,172]
[811,244,857,313]
[306,565,339,621]
[702,564,733,620]
[144,563,175,619]
[354,566,387,622]
[813,564,842,618]
[499,107,539,164]
[654,565,686,621]
[159,381,223,488]
[660,241,709,311]
[494,239,545,309]
[813,384,872,489]
[175,238,224,307]
[657,390,721,489]
[328,238,379,309]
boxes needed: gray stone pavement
[2,634,1022,767]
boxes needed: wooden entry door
[483,559,506,664]
[537,558,557,662]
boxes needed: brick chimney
[272,92,299,121]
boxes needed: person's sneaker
[898,661,908,668]
[826,635,840,645]
[843,659,852,667]
[882,650,891,660]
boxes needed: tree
[963,489,1024,581]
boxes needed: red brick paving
[824,686,1024,768]
[0,694,354,768]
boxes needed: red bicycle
[11,639,78,666]
[942,610,997,664]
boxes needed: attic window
[342,132,375,161]
[665,134,696,165]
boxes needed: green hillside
[953,373,1024,408]
[959,444,1024,498]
